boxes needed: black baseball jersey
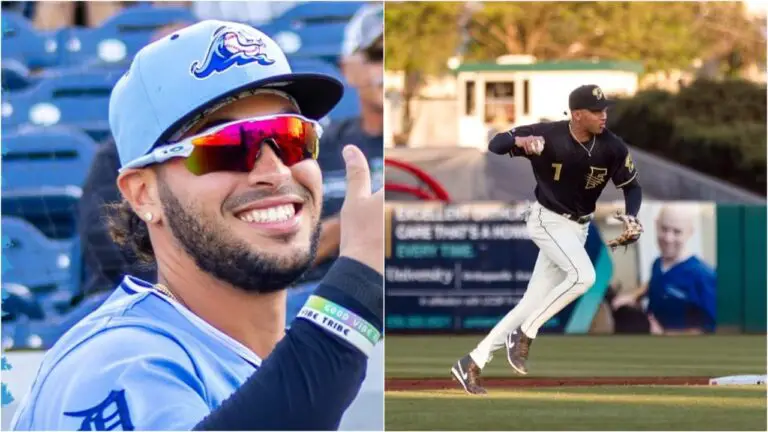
[507,120,638,216]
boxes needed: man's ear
[116,168,163,224]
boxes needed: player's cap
[109,19,344,168]
[341,3,384,58]
[568,84,614,111]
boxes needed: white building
[455,57,642,148]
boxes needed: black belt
[561,213,593,224]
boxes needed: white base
[709,375,767,386]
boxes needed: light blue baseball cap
[109,19,344,168]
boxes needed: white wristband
[296,296,381,357]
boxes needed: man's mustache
[224,183,314,212]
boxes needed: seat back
[2,216,77,292]
[2,126,97,190]
[1,68,123,130]
[57,5,196,67]
[1,11,59,69]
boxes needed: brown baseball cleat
[506,328,534,375]
[450,354,487,395]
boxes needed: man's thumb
[343,144,371,199]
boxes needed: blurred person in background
[609,203,716,335]
[286,2,384,323]
[8,1,192,30]
[26,1,127,29]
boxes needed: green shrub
[607,79,766,195]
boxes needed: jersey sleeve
[490,122,550,157]
[611,139,639,188]
[18,326,210,431]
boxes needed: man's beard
[158,180,320,294]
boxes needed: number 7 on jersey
[552,163,562,181]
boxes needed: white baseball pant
[470,201,596,369]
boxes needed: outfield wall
[385,200,767,335]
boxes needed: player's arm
[194,257,381,430]
[611,140,642,216]
[488,123,546,157]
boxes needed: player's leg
[451,207,567,394]
[467,251,564,369]
[507,211,593,374]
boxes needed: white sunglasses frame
[119,113,324,173]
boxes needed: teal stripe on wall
[565,245,613,334]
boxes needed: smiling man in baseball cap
[11,19,383,431]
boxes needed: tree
[466,2,766,77]
[691,2,766,79]
[385,2,463,145]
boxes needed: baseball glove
[607,212,643,250]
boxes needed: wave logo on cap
[191,25,276,79]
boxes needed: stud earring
[144,212,153,222]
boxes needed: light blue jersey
[9,275,374,430]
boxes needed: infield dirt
[386,375,712,390]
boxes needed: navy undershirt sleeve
[488,125,540,156]
[193,257,383,431]
[622,182,642,216]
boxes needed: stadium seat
[1,283,46,321]
[1,68,123,131]
[1,11,59,69]
[1,321,19,350]
[2,187,82,240]
[273,1,365,27]
[2,58,33,91]
[289,58,360,122]
[265,21,348,63]
[2,216,80,297]
[2,126,98,191]
[20,289,112,349]
[57,4,196,68]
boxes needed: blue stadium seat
[1,11,59,69]
[266,21,348,62]
[289,58,360,122]
[2,58,33,91]
[1,321,15,350]
[2,126,98,191]
[274,2,365,27]
[19,290,111,349]
[1,68,123,131]
[57,5,196,68]
[2,187,82,240]
[2,216,80,296]
[1,283,45,321]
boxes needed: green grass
[385,386,767,431]
[385,335,767,378]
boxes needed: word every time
[394,223,529,241]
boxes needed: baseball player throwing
[451,85,644,395]
[11,20,383,430]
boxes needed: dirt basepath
[386,376,712,390]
